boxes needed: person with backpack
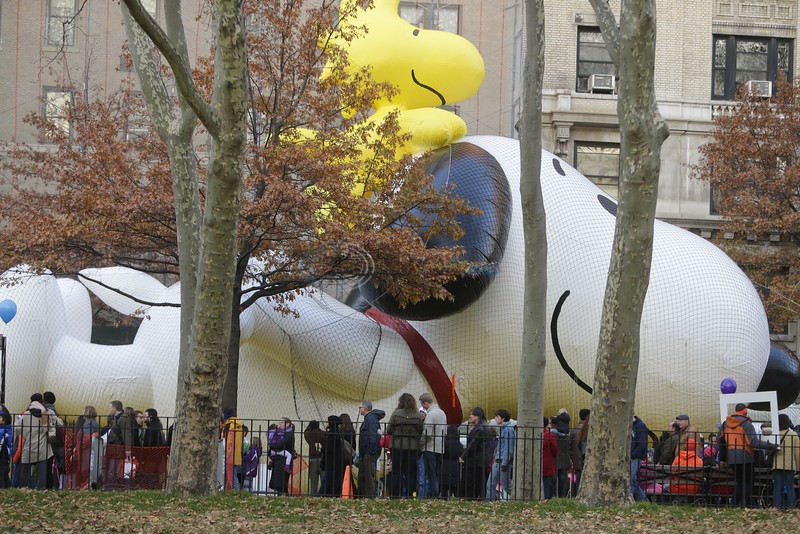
[720,403,776,507]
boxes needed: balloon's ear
[78,267,178,316]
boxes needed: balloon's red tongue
[366,308,462,424]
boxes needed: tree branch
[77,272,180,308]
[588,0,620,69]
[121,0,220,137]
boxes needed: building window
[574,143,620,199]
[712,35,792,100]
[709,185,725,215]
[43,88,72,141]
[398,2,460,33]
[46,0,78,47]
[576,27,616,93]
[126,115,149,141]
[141,0,158,17]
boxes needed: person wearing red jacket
[542,416,558,499]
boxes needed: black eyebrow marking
[553,158,565,176]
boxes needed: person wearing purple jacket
[631,414,649,502]
[242,436,262,492]
[268,418,295,495]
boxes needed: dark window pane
[737,53,768,73]
[737,40,768,54]
[714,38,727,68]
[577,62,616,77]
[580,42,611,62]
[579,31,605,44]
[713,70,726,96]
[778,42,790,70]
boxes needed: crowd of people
[6,390,800,507]
[215,392,518,499]
[631,404,800,508]
[229,392,518,500]
[0,393,167,490]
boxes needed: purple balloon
[720,377,737,394]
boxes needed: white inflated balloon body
[0,136,771,430]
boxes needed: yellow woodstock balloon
[329,0,485,156]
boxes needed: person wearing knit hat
[722,402,776,506]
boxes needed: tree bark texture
[514,0,547,502]
[578,0,670,506]
[122,0,247,495]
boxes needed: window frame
[140,0,158,18]
[46,0,79,48]
[398,2,461,33]
[574,141,621,199]
[712,35,793,100]
[42,87,73,142]
[575,26,617,93]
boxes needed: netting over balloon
[4,136,796,431]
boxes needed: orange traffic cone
[341,465,353,498]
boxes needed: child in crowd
[242,436,262,492]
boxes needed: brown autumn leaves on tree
[0,1,475,409]
[693,76,800,330]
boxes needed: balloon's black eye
[598,195,618,216]
[413,29,420,36]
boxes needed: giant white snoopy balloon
[3,135,798,430]
[2,0,798,429]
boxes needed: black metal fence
[4,415,800,507]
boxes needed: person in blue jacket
[0,404,12,488]
[357,401,385,497]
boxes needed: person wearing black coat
[142,409,166,447]
[441,425,463,498]
[138,408,167,489]
[461,407,490,500]
[320,415,345,496]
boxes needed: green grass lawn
[0,490,796,533]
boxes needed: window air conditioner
[746,80,772,97]
[589,74,615,93]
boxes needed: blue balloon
[0,299,17,324]
[720,377,737,394]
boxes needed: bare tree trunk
[122,0,247,495]
[221,260,247,412]
[514,0,546,502]
[578,0,669,506]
